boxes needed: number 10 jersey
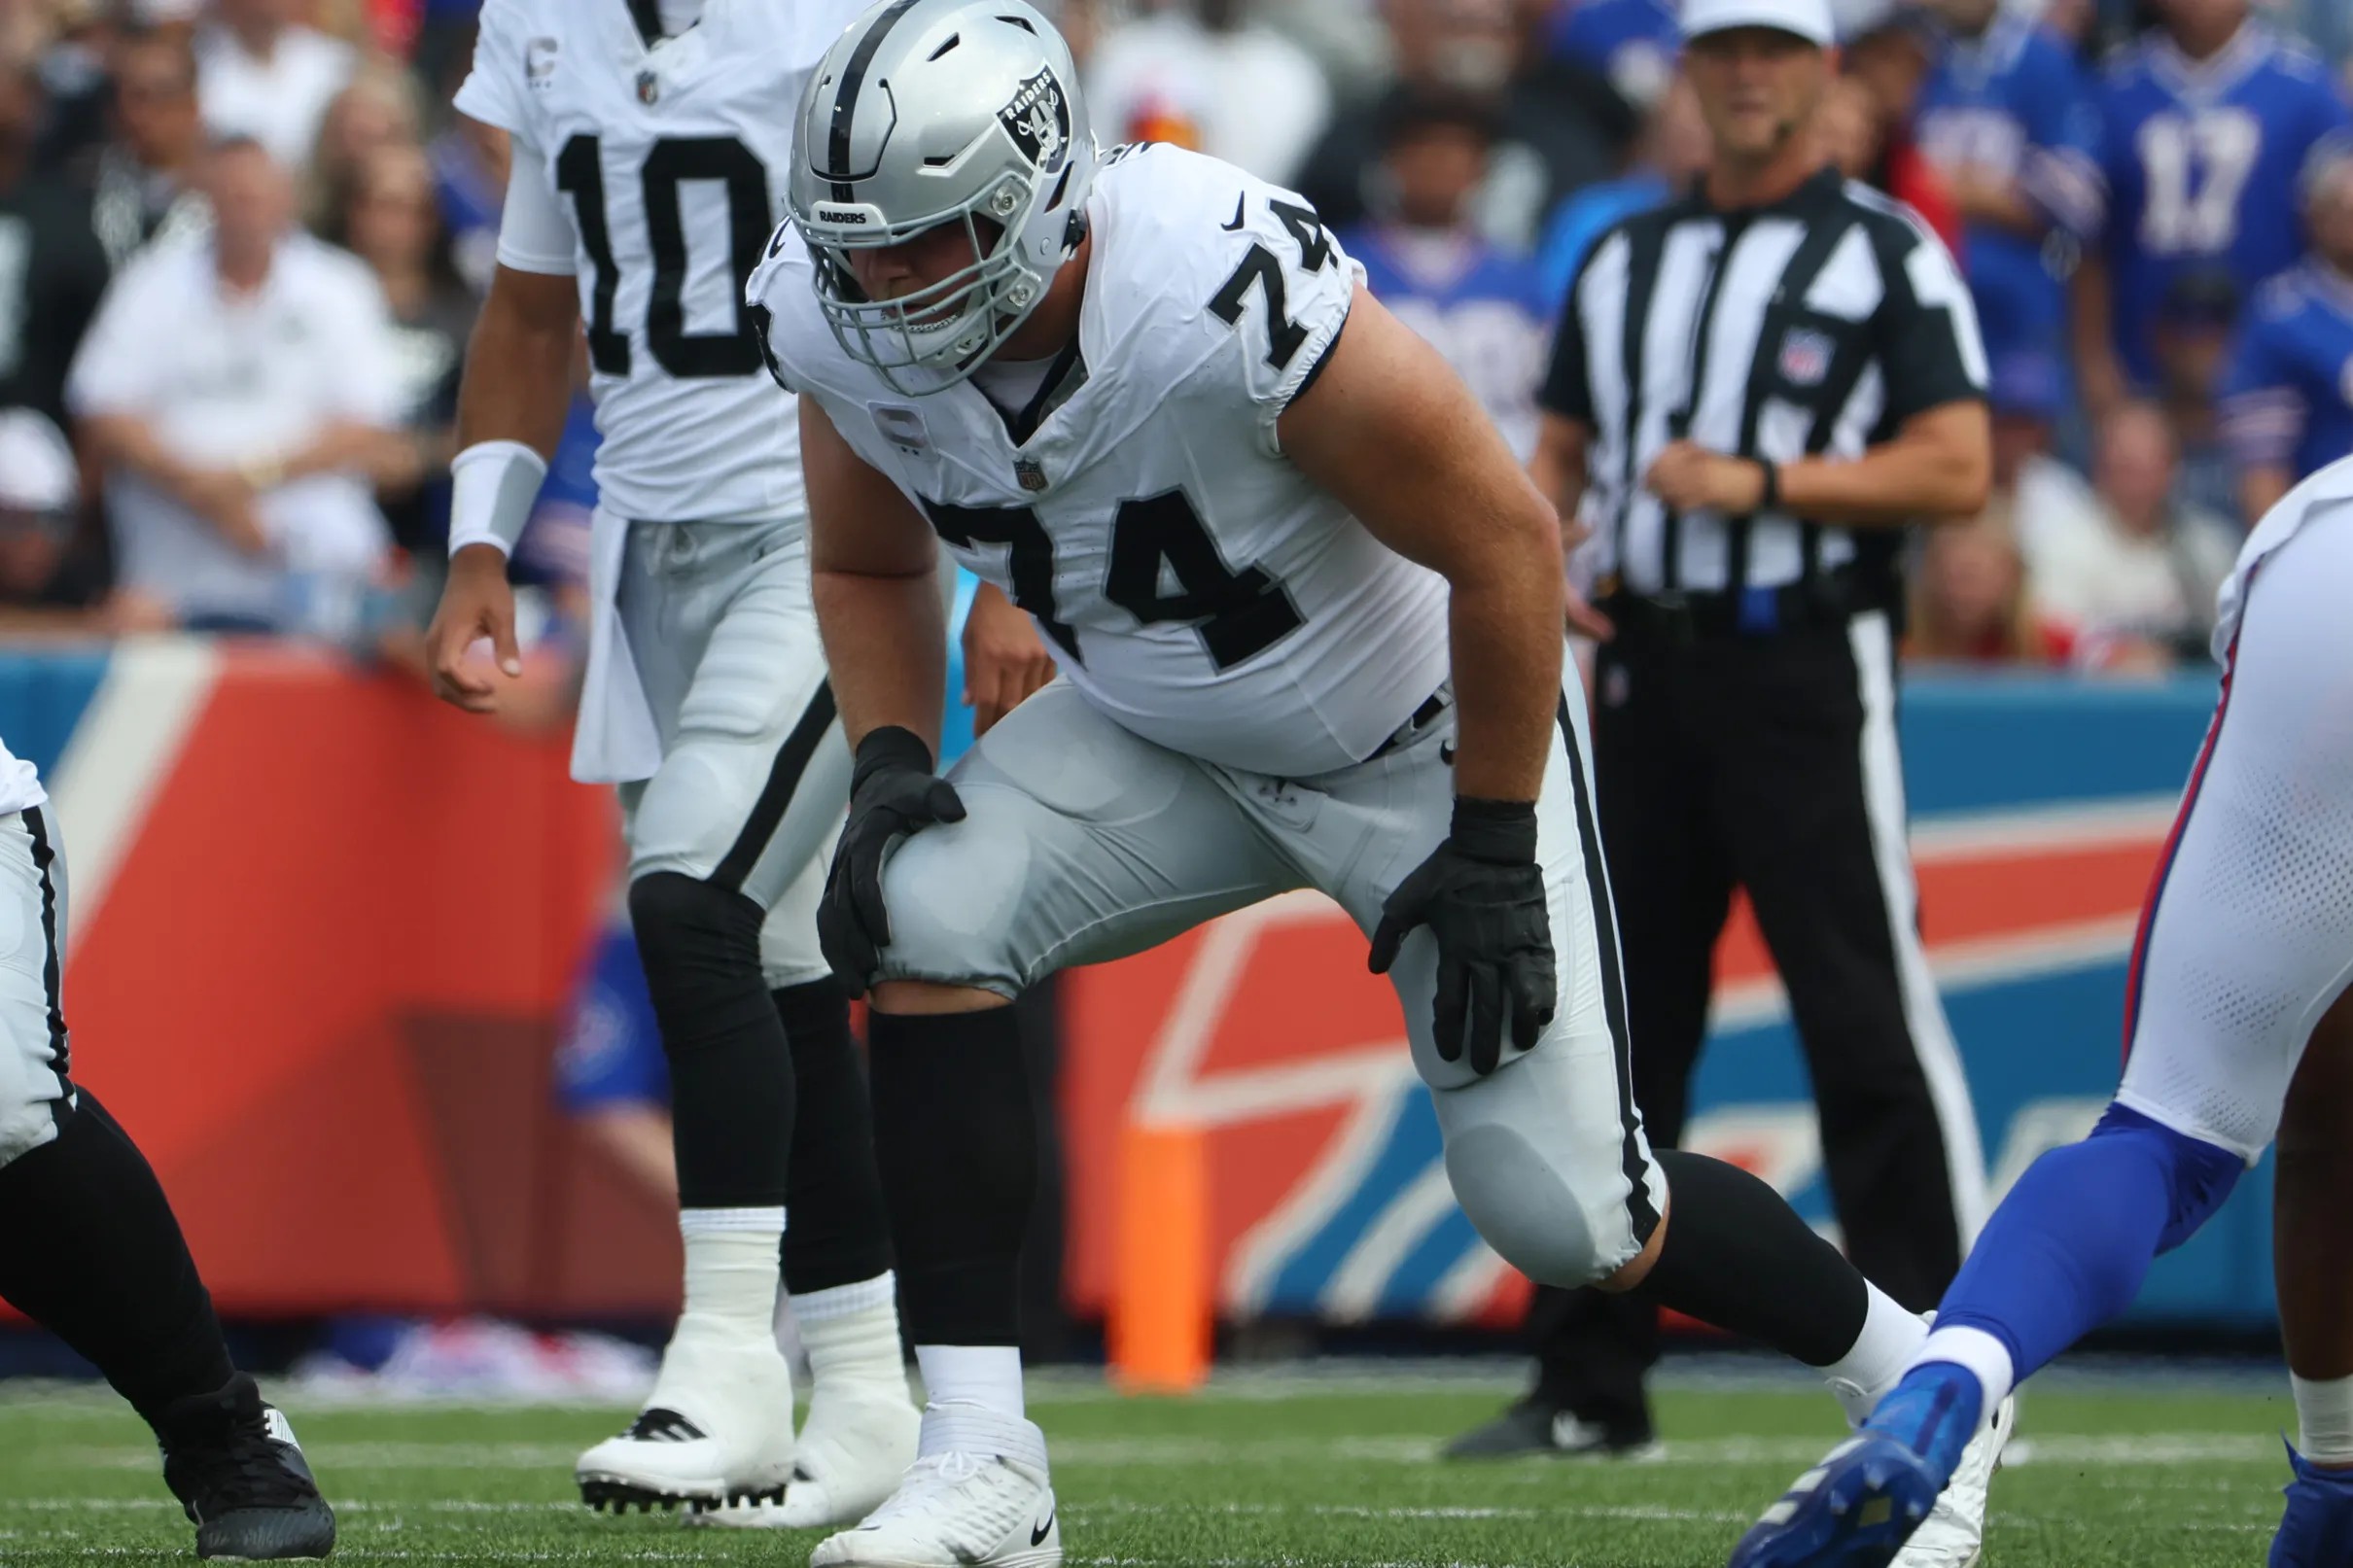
[754,143,1451,779]
[456,0,864,524]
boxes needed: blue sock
[1936,1103,2241,1386]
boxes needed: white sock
[1914,1324,2018,1417]
[677,1207,784,1335]
[1822,1285,1932,1426]
[915,1343,1025,1422]
[796,1272,907,1393]
[2294,1373,2353,1465]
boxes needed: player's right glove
[820,725,966,997]
[1367,798,1557,1076]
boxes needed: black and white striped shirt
[1542,167,1988,601]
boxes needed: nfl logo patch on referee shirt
[1778,327,1834,387]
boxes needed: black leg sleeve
[630,872,793,1209]
[776,977,894,1293]
[0,1090,235,1428]
[867,1005,1035,1345]
[1631,1149,1870,1370]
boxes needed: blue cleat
[1726,1366,1986,1568]
[2270,1440,2353,1567]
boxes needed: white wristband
[447,439,549,559]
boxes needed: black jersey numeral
[922,490,1303,672]
[554,133,773,380]
[921,500,1080,662]
[1104,490,1303,669]
[1209,196,1338,371]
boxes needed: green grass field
[0,1369,2303,1566]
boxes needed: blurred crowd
[0,0,2338,676]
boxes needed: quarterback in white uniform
[752,4,2006,1566]
[425,0,1044,1528]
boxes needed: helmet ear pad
[784,0,1101,395]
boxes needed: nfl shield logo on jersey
[1015,458,1049,493]
[1778,327,1833,387]
[636,69,659,105]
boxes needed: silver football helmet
[789,0,1098,394]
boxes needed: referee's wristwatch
[1752,458,1782,513]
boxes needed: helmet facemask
[789,3,1097,399]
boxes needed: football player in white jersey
[0,724,334,1558]
[1729,453,2353,1568]
[425,0,1044,1528]
[750,5,2008,1566]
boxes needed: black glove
[819,726,966,997]
[1367,798,1556,1075]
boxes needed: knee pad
[2090,1101,2243,1252]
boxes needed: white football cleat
[810,1404,1059,1568]
[575,1318,796,1514]
[780,1384,922,1528]
[1893,1391,2017,1568]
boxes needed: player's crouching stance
[1729,454,2353,1568]
[0,772,333,1558]
[754,4,2008,1565]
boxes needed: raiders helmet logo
[999,68,1070,172]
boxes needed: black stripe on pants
[1528,614,1982,1430]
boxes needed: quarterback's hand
[426,543,523,714]
[962,582,1055,739]
[821,726,966,996]
[1644,440,1767,515]
[1367,799,1556,1075]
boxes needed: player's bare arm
[1644,399,1992,527]
[1279,283,1565,806]
[802,396,949,755]
[426,261,579,712]
[801,394,971,998]
[1281,284,1564,1070]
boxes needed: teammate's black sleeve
[1537,269,1594,427]
[1871,221,1988,425]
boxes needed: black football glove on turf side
[1368,798,1557,1075]
[819,725,966,997]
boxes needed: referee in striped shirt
[1451,0,1995,1461]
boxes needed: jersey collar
[1940,8,2031,88]
[2150,18,2274,104]
[1680,163,1844,222]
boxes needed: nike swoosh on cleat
[790,1466,813,1482]
[1032,1509,1056,1546]
[1220,193,1246,231]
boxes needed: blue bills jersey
[1915,13,2100,366]
[2090,23,2353,385]
[1346,223,1552,459]
[2222,262,2353,484]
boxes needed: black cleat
[157,1374,336,1560]
[1442,1399,1664,1461]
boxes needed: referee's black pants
[1528,607,1985,1437]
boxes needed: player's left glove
[820,725,966,997]
[1367,798,1556,1076]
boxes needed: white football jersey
[454,0,863,524]
[752,144,1452,780]
[2214,451,2353,660]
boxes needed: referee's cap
[1681,0,1838,47]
